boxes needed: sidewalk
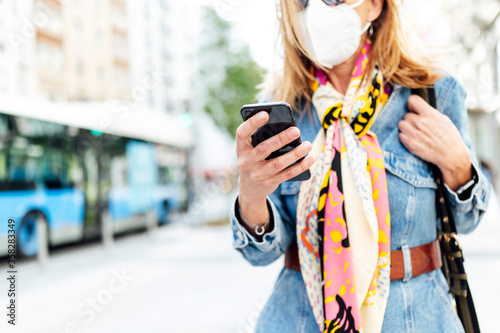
[459,190,500,333]
[0,223,281,333]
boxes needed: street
[0,218,282,333]
[0,193,499,333]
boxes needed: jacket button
[236,230,244,241]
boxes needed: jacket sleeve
[230,185,296,266]
[438,76,491,234]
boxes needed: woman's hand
[398,95,472,192]
[236,111,315,226]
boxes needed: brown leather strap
[389,240,442,280]
[284,240,442,281]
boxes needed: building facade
[127,0,200,114]
[0,0,37,97]
[0,0,132,102]
[62,0,130,101]
[0,0,200,113]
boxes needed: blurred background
[0,0,499,332]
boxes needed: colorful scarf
[296,41,391,333]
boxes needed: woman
[231,0,491,332]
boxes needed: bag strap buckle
[438,232,462,249]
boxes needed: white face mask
[300,0,371,69]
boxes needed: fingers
[408,94,433,115]
[398,117,432,143]
[398,132,415,151]
[276,156,315,183]
[398,129,427,153]
[402,112,419,127]
[236,111,269,152]
[252,126,301,161]
[397,118,419,136]
[399,115,435,154]
[265,141,313,174]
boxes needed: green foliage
[198,7,265,138]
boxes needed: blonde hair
[270,0,443,110]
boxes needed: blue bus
[0,98,192,257]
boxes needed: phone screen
[241,102,300,160]
[240,102,311,182]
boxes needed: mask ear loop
[368,23,374,39]
[347,0,366,9]
[359,21,371,36]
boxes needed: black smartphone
[240,101,311,182]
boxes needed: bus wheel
[17,212,47,258]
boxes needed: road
[0,221,282,333]
[0,193,499,333]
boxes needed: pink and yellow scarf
[296,41,392,333]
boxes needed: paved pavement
[0,192,498,333]
[0,223,282,333]
[458,190,500,333]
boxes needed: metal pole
[146,210,158,237]
[37,218,48,269]
[102,211,114,251]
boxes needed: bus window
[0,114,11,137]
[110,156,127,187]
[66,154,83,188]
[0,149,6,182]
[16,117,65,138]
[158,166,171,186]
[0,149,8,192]
[3,147,37,191]
[36,147,75,189]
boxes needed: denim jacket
[230,76,491,332]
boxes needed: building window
[96,31,104,49]
[496,40,500,94]
[95,0,102,14]
[114,67,129,88]
[113,35,128,60]
[35,2,62,36]
[112,4,127,31]
[53,47,63,71]
[77,59,84,75]
[74,23,83,42]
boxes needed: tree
[197,7,265,138]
